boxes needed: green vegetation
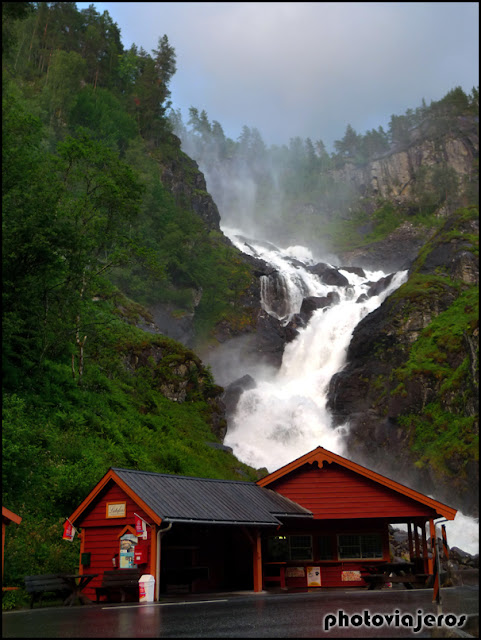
[2,2,258,601]
[387,208,479,480]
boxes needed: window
[266,535,289,561]
[338,533,383,559]
[317,535,334,560]
[361,534,383,558]
[289,535,312,561]
[265,535,313,561]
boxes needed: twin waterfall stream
[222,226,408,472]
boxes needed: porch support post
[428,518,435,575]
[79,529,85,575]
[241,527,263,593]
[414,522,421,560]
[150,525,157,599]
[252,529,263,592]
[407,523,414,562]
[422,522,429,574]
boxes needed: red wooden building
[256,447,456,589]
[68,446,456,600]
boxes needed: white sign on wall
[307,566,321,587]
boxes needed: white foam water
[441,511,479,556]
[223,226,407,471]
[220,225,479,556]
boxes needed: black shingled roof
[112,468,312,526]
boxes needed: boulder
[307,263,350,286]
[364,273,395,298]
[222,374,257,416]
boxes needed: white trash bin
[139,574,155,603]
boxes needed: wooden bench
[24,574,70,608]
[95,569,141,603]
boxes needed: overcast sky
[76,2,479,150]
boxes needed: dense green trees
[3,78,143,386]
[2,3,258,601]
[3,1,249,387]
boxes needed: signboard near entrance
[307,566,321,587]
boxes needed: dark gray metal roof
[112,468,312,526]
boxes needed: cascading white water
[218,226,479,555]
[221,226,408,471]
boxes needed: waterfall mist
[393,512,479,557]
[173,119,479,556]
[439,512,479,557]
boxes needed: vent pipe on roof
[156,522,172,602]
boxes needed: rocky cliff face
[327,208,479,516]
[338,221,430,272]
[332,115,478,271]
[120,335,227,440]
[158,135,222,232]
[330,116,478,205]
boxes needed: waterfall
[220,226,408,471]
[214,227,479,555]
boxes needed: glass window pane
[338,533,383,559]
[290,547,312,560]
[289,535,312,561]
[360,534,382,558]
[338,534,361,559]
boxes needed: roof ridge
[111,468,256,485]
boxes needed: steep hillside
[327,207,479,516]
[2,2,262,599]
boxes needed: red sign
[134,548,146,564]
[63,520,75,542]
[135,515,147,539]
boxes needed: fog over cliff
[172,115,344,261]
[172,119,479,557]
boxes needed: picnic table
[61,574,98,606]
[95,569,141,603]
[361,562,420,590]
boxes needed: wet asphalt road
[2,586,478,638]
